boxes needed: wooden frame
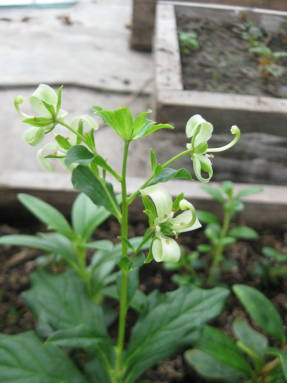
[1,171,286,227]
[131,0,287,51]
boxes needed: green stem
[127,148,193,205]
[207,209,231,286]
[115,141,130,381]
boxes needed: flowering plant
[0,84,240,383]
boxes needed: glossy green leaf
[185,349,244,382]
[229,226,258,240]
[201,184,224,203]
[148,167,193,186]
[233,285,285,342]
[65,145,94,166]
[72,165,120,218]
[72,193,110,240]
[197,210,219,224]
[91,155,119,179]
[0,331,88,383]
[18,193,74,239]
[124,286,229,383]
[232,318,268,356]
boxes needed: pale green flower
[141,185,201,262]
[14,84,67,146]
[186,114,240,183]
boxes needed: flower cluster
[141,185,201,262]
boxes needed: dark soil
[178,15,287,98]
[1,217,287,383]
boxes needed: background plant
[167,181,261,287]
[185,285,287,383]
[178,30,200,55]
[0,85,240,383]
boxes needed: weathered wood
[131,0,287,52]
[154,2,287,182]
[130,0,156,51]
[0,171,287,228]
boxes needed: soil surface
[178,15,287,98]
[1,216,287,383]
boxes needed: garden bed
[1,207,287,382]
[154,2,287,185]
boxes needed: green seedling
[198,181,261,286]
[185,285,287,383]
[253,246,287,285]
[179,30,200,55]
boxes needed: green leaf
[72,193,110,240]
[233,285,285,342]
[55,134,71,150]
[148,167,193,186]
[205,224,220,244]
[91,155,119,179]
[93,106,133,140]
[65,145,94,166]
[222,181,234,197]
[124,285,229,383]
[22,117,54,127]
[236,186,262,199]
[185,349,244,382]
[18,193,74,239]
[86,240,114,252]
[197,244,212,253]
[0,233,77,265]
[232,318,268,356]
[23,269,107,335]
[0,331,88,383]
[72,165,120,218]
[149,149,157,171]
[133,122,174,140]
[197,210,219,224]
[229,226,258,240]
[201,185,224,203]
[192,326,252,376]
[262,247,287,263]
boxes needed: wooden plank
[0,171,286,227]
[154,3,183,90]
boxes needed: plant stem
[115,140,130,381]
[207,209,231,286]
[127,148,193,205]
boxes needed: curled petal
[23,126,45,146]
[193,154,213,183]
[207,125,241,153]
[32,84,58,106]
[141,185,173,223]
[186,114,213,147]
[171,210,201,233]
[152,237,181,262]
[72,115,99,131]
[37,142,59,171]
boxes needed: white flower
[141,185,201,262]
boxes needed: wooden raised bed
[0,171,287,228]
[154,2,287,185]
[131,0,287,51]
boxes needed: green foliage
[186,286,287,382]
[170,182,261,286]
[4,85,243,383]
[179,30,200,55]
[252,247,287,285]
